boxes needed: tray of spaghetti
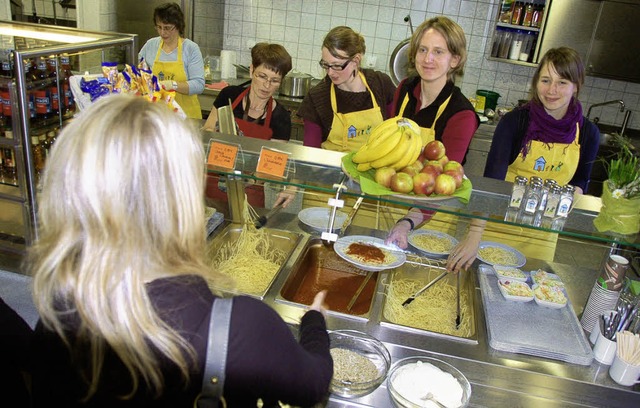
[533,284,567,309]
[334,235,406,272]
[477,241,526,268]
[497,279,534,302]
[408,229,458,258]
[530,269,565,288]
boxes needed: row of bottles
[499,1,545,28]
[490,28,537,63]
[0,125,60,186]
[505,176,574,230]
[0,53,76,129]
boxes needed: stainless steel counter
[208,213,640,407]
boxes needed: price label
[207,140,238,169]
[256,147,290,178]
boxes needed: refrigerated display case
[0,20,137,252]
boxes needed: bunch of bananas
[352,117,422,172]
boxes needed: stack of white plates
[580,282,621,334]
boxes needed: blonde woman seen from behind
[29,94,332,407]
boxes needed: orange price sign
[256,147,290,178]
[207,140,239,169]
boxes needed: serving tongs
[254,203,283,229]
[402,270,448,307]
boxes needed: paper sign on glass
[256,147,290,178]
[207,140,239,169]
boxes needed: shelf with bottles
[491,0,547,66]
[489,27,538,65]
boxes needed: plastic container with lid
[509,30,524,60]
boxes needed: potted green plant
[593,134,640,235]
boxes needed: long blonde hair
[29,94,210,399]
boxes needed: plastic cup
[609,354,640,386]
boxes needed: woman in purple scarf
[446,47,600,271]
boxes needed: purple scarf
[521,98,584,157]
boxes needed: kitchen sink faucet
[586,100,625,121]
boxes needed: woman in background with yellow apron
[445,47,600,272]
[386,17,478,249]
[138,3,204,119]
[297,26,396,151]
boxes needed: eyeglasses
[253,72,282,87]
[318,58,352,71]
[155,24,176,33]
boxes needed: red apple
[437,154,449,167]
[444,169,463,188]
[399,166,419,178]
[413,172,436,195]
[374,166,396,188]
[422,160,443,176]
[434,173,457,195]
[390,172,414,194]
[423,140,446,160]
[443,160,464,177]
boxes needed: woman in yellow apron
[138,3,204,119]
[297,26,396,151]
[385,17,478,249]
[445,47,600,272]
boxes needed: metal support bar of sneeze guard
[226,171,246,225]
[321,174,348,244]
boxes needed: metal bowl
[329,330,391,398]
[387,356,471,407]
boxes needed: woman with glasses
[202,42,293,141]
[138,2,205,119]
[297,26,396,151]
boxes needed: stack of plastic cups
[580,254,629,334]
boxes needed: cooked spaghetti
[207,196,286,295]
[383,272,473,337]
[410,234,454,253]
[478,246,519,266]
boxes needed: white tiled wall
[25,0,640,131]
[218,0,639,131]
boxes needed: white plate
[408,229,458,257]
[334,235,406,272]
[493,266,528,282]
[497,279,534,302]
[477,241,526,268]
[530,269,564,288]
[298,207,348,231]
[533,284,567,309]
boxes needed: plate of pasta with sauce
[334,235,406,272]
[477,241,526,268]
[408,230,458,258]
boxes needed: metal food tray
[478,264,594,366]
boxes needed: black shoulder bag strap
[196,297,233,408]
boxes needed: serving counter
[202,132,640,407]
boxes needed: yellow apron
[321,72,384,152]
[399,93,452,147]
[153,38,202,119]
[487,122,582,262]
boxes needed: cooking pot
[280,72,312,98]
[389,38,411,86]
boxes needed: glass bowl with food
[387,356,471,408]
[328,330,391,398]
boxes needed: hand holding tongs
[255,203,283,229]
[402,271,448,307]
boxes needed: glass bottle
[491,27,505,58]
[3,130,17,185]
[556,185,575,218]
[498,29,513,59]
[60,54,75,116]
[522,2,534,27]
[542,184,562,228]
[519,178,542,225]
[509,30,523,60]
[511,2,524,25]
[505,176,527,222]
[534,179,556,227]
[499,0,515,23]
[31,134,46,182]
